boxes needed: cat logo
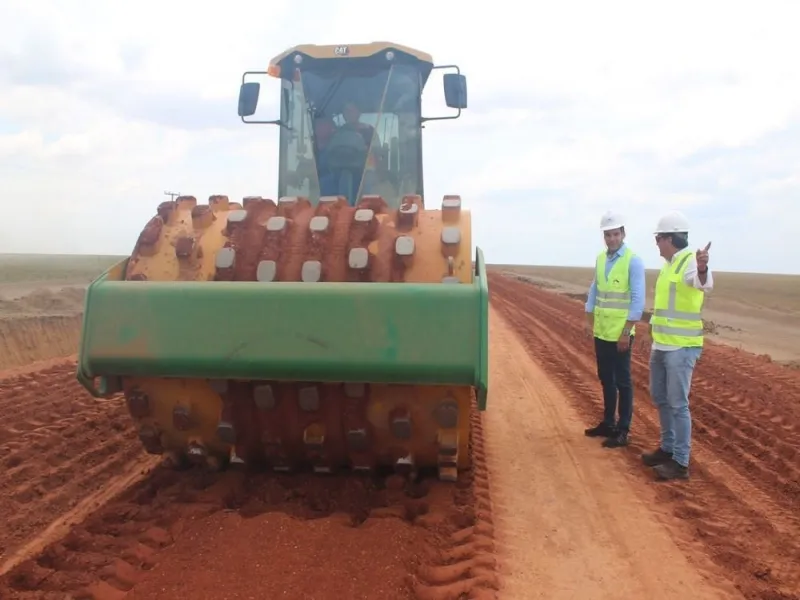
[333,46,349,56]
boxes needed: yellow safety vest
[593,248,636,342]
[650,248,705,347]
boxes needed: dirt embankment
[489,272,800,600]
[0,316,84,371]
[0,286,86,317]
[0,286,87,371]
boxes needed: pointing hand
[697,241,711,269]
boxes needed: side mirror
[238,82,260,117]
[443,74,467,109]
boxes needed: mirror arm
[432,64,461,74]
[241,70,268,83]
[420,109,461,124]
[239,116,290,129]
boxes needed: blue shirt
[585,243,645,321]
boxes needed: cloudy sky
[1,0,798,274]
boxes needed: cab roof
[268,41,433,67]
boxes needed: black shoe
[602,430,629,448]
[641,447,673,467]
[653,459,689,481]
[585,422,616,437]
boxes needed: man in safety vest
[642,210,713,481]
[584,211,646,448]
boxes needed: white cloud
[1,0,799,273]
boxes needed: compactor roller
[76,41,489,481]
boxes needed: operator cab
[237,42,468,208]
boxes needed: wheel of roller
[121,193,474,481]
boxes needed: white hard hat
[654,210,690,234]
[599,210,625,231]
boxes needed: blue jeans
[649,346,703,467]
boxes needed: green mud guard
[77,247,490,410]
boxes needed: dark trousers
[594,336,634,432]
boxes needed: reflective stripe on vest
[650,249,705,346]
[593,248,635,342]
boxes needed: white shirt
[651,251,714,352]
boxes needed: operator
[642,211,713,481]
[337,101,381,198]
[584,211,645,450]
[341,101,377,148]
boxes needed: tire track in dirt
[0,357,498,600]
[488,273,800,600]
[410,404,498,600]
[0,362,150,576]
[707,342,800,401]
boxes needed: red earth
[0,273,797,599]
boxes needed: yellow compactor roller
[76,41,489,481]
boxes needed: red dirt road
[489,273,800,600]
[479,306,738,600]
[0,275,797,599]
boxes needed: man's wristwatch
[621,328,631,337]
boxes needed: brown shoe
[641,447,673,467]
[654,459,689,481]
